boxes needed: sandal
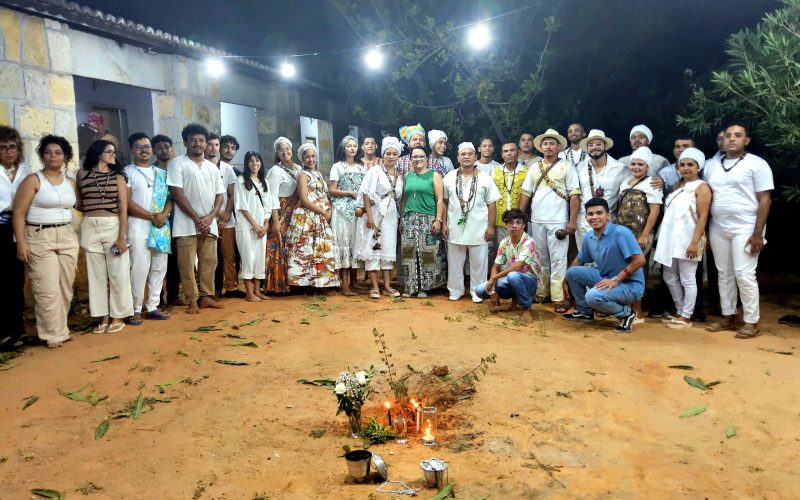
[106,322,126,334]
[666,319,692,329]
[126,313,143,326]
[369,288,380,299]
[92,322,109,334]
[705,321,737,333]
[554,301,571,314]
[383,288,401,298]
[735,325,761,339]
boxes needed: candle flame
[425,426,431,437]
[384,401,391,409]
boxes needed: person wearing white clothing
[428,129,455,174]
[475,137,501,175]
[235,151,279,302]
[167,123,225,314]
[704,123,773,338]
[125,133,173,324]
[518,128,580,311]
[654,148,711,329]
[618,124,670,177]
[443,142,501,302]
[558,122,587,170]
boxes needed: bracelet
[435,218,442,222]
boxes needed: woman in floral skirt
[264,137,301,293]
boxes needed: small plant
[372,328,408,400]
[361,417,396,445]
[444,314,462,322]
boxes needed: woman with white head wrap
[329,135,366,295]
[428,129,454,174]
[355,137,404,299]
[264,136,302,292]
[654,147,712,329]
[284,142,340,289]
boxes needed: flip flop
[106,323,126,334]
[735,325,761,339]
[705,321,737,332]
[553,301,571,314]
[92,323,109,334]
[383,288,401,298]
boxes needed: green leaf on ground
[668,365,694,370]
[726,423,736,439]
[300,319,310,325]
[95,419,109,440]
[215,359,250,365]
[431,483,455,500]
[58,385,107,406]
[31,489,64,499]
[22,396,39,410]
[132,392,144,419]
[189,336,202,342]
[91,355,120,363]
[187,326,222,332]
[684,376,721,390]
[223,333,244,339]
[297,378,335,387]
[758,347,793,355]
[238,313,266,327]
[156,379,185,393]
[229,341,258,348]
[680,403,708,418]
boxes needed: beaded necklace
[455,168,478,226]
[721,153,747,173]
[91,168,114,203]
[587,159,607,198]
[566,148,585,168]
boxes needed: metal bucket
[345,450,372,483]
[420,458,448,489]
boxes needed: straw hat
[579,129,614,151]
[533,128,567,153]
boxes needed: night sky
[77,0,781,153]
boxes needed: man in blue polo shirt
[563,197,646,333]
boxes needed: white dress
[329,161,366,268]
[235,176,279,279]
[654,179,706,266]
[355,166,403,262]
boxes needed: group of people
[0,117,772,349]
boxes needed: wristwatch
[611,276,619,283]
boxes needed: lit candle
[422,425,435,445]
[411,400,420,433]
[385,401,392,426]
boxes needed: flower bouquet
[333,366,375,437]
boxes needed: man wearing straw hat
[518,129,580,311]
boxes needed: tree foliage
[330,0,558,142]
[677,0,800,167]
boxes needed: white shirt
[216,161,238,228]
[329,161,366,182]
[475,160,500,176]
[440,156,455,174]
[521,159,580,223]
[558,147,587,170]
[166,155,224,237]
[234,175,279,232]
[266,163,301,198]
[576,155,628,221]
[124,163,158,240]
[443,169,501,245]
[705,152,774,234]
[619,175,664,205]
[619,153,670,177]
[0,163,29,213]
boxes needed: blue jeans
[475,272,538,309]
[565,266,643,318]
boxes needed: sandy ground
[1,291,799,499]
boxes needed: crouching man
[474,208,542,322]
[563,198,646,333]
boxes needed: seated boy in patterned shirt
[474,208,542,322]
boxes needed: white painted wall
[221,102,258,171]
[300,116,319,147]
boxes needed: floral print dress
[285,170,340,288]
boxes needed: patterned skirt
[263,194,297,293]
[399,212,446,294]
[285,205,340,288]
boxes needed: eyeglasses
[134,145,152,151]
[411,155,426,161]
[103,150,117,155]
[0,144,19,152]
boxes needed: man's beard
[588,151,606,160]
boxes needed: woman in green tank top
[399,147,446,297]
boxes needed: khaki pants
[176,234,218,303]
[25,224,79,344]
[219,227,238,290]
[81,216,134,319]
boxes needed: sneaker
[471,293,484,303]
[614,311,637,333]
[666,319,693,329]
[562,312,594,322]
[448,295,462,301]
[417,291,428,298]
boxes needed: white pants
[129,238,168,314]
[709,228,761,323]
[81,217,133,319]
[365,258,394,272]
[529,221,569,301]
[575,222,588,250]
[663,258,698,318]
[447,243,488,298]
[236,229,267,280]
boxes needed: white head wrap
[428,129,447,146]
[381,136,402,156]
[297,142,317,159]
[274,136,292,151]
[339,135,358,150]
[679,147,706,170]
[630,146,653,167]
[457,142,476,154]
[629,125,653,143]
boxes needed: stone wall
[0,7,77,170]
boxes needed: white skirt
[331,207,358,269]
[236,229,267,280]
[355,198,398,262]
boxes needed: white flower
[355,371,368,385]
[334,383,347,394]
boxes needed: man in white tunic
[125,133,172,323]
[518,132,543,168]
[443,142,501,303]
[475,137,501,175]
[703,123,773,339]
[575,130,628,248]
[518,129,580,309]
[558,122,587,170]
[167,123,225,314]
[618,124,670,177]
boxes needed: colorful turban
[428,129,447,146]
[399,123,426,144]
[274,136,292,151]
[381,137,403,156]
[297,142,317,159]
[457,142,476,154]
[679,147,706,170]
[630,146,653,167]
[629,125,653,143]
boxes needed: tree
[330,0,559,143]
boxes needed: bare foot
[198,297,225,309]
[255,291,271,300]
[519,308,534,323]
[490,293,501,307]
[341,288,357,296]
[47,341,64,348]
[245,294,262,302]
[186,302,200,314]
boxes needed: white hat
[579,129,614,151]
[629,124,653,143]
[274,136,292,151]
[533,128,567,152]
[428,129,447,145]
[679,147,706,170]
[630,146,653,166]
[457,142,476,154]
[381,136,402,156]
[297,142,317,159]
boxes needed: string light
[468,23,491,51]
[364,47,384,70]
[205,57,225,77]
